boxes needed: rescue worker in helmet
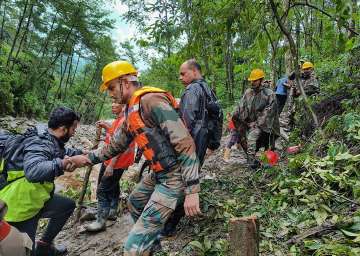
[232,69,280,169]
[299,61,320,96]
[67,61,202,255]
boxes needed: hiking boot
[159,225,177,239]
[35,241,68,256]
[150,239,162,255]
[249,159,261,170]
[85,208,109,232]
[108,208,117,221]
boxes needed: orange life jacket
[127,86,178,172]
[104,115,135,169]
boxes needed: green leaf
[341,229,360,237]
[189,241,204,252]
[204,237,212,250]
[314,209,328,225]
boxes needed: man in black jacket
[162,59,222,237]
[0,107,83,256]
[179,59,221,164]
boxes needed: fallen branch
[286,221,335,244]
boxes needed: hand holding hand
[184,193,202,217]
[67,155,92,168]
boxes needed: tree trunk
[349,0,357,38]
[40,12,57,58]
[56,50,72,100]
[95,94,107,121]
[70,53,80,87]
[37,25,74,81]
[224,18,234,102]
[263,24,278,86]
[77,68,98,110]
[0,1,6,41]
[269,0,319,127]
[13,1,35,65]
[229,216,260,256]
[6,0,29,67]
[63,46,75,100]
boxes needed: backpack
[0,129,36,190]
[198,82,224,150]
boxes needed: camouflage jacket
[301,71,319,96]
[232,85,280,135]
[89,92,200,194]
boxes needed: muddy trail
[0,116,288,255]
[53,137,251,256]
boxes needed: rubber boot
[108,208,117,221]
[150,239,162,255]
[35,240,67,256]
[85,208,109,232]
[223,148,231,162]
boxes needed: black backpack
[198,82,224,150]
[0,129,36,190]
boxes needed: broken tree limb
[286,221,335,244]
[75,126,102,223]
[229,216,260,256]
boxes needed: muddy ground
[0,116,288,255]
[53,137,251,256]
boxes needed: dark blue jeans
[97,164,124,210]
[9,193,75,252]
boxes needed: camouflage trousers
[124,166,185,256]
[247,127,276,164]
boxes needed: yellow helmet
[248,69,265,81]
[302,62,314,70]
[99,61,137,92]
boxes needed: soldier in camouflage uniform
[232,69,280,169]
[299,62,319,96]
[67,61,201,256]
[286,62,320,132]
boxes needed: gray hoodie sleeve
[23,137,64,183]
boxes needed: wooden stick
[74,126,102,223]
[229,216,260,256]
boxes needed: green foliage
[0,0,118,121]
[189,237,229,256]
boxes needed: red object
[228,120,235,130]
[286,144,301,154]
[0,221,11,241]
[265,150,279,166]
[104,115,135,169]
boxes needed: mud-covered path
[54,136,250,256]
[56,213,133,256]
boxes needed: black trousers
[9,194,75,252]
[276,94,287,114]
[97,163,124,210]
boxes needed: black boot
[35,241,68,256]
[150,239,162,255]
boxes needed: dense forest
[1,0,358,120]
[0,0,119,122]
